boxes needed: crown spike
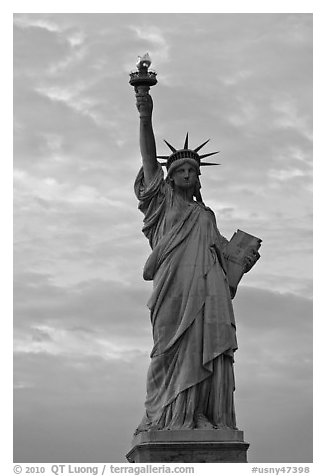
[199,151,220,159]
[184,132,189,150]
[194,139,210,153]
[200,162,221,166]
[163,139,177,153]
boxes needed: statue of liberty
[130,54,260,435]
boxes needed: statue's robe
[135,165,238,431]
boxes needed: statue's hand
[243,249,260,273]
[136,91,153,118]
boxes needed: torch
[129,53,158,94]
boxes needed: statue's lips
[176,181,196,189]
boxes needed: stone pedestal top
[132,428,245,444]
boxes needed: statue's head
[168,160,199,190]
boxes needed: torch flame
[136,53,152,69]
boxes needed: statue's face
[171,162,198,189]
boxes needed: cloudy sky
[13,12,312,463]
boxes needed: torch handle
[134,85,150,94]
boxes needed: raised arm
[135,91,159,185]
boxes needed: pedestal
[126,429,249,463]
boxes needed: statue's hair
[166,157,200,178]
[194,178,205,205]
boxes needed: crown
[157,133,220,170]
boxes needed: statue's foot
[195,413,217,429]
[148,424,160,432]
[215,422,239,430]
[133,420,153,435]
[215,422,228,430]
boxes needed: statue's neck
[173,185,195,203]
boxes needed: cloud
[13,15,61,33]
[14,161,148,289]
[13,14,88,76]
[220,69,254,86]
[15,323,146,362]
[14,271,152,347]
[271,95,312,140]
[14,168,125,207]
[34,82,113,128]
[66,30,86,48]
[129,25,170,65]
[268,167,307,182]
